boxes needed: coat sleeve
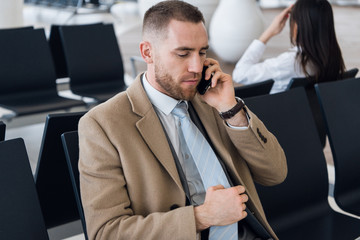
[224,107,287,186]
[78,114,197,240]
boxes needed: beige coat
[78,74,287,240]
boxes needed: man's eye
[178,53,188,58]
[199,51,206,56]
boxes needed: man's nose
[188,56,203,74]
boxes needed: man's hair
[142,0,205,39]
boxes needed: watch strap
[219,97,245,120]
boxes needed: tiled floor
[2,2,360,239]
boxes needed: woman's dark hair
[290,0,345,83]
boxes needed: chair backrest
[0,121,5,141]
[62,131,88,240]
[48,25,68,79]
[59,23,125,88]
[35,111,86,228]
[0,28,57,98]
[25,0,82,7]
[235,79,274,99]
[315,77,360,216]
[342,68,358,80]
[285,77,327,147]
[0,26,34,32]
[244,88,329,232]
[287,68,359,91]
[286,77,310,90]
[0,138,49,240]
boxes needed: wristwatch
[219,97,245,120]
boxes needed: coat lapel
[126,76,184,192]
[191,95,243,183]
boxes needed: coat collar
[126,75,184,192]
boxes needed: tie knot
[172,101,188,119]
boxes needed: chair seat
[269,202,360,240]
[0,91,85,116]
[277,210,360,240]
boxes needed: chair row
[0,23,128,120]
[233,68,358,150]
[245,77,360,239]
[1,78,360,239]
[24,0,100,8]
[0,111,86,239]
[286,67,359,148]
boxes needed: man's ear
[139,41,153,64]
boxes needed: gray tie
[172,101,238,240]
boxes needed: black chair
[315,77,360,217]
[59,23,127,102]
[48,25,69,79]
[234,79,274,99]
[0,28,86,117]
[48,23,104,79]
[0,121,5,141]
[0,138,49,240]
[287,68,359,90]
[286,78,326,148]
[35,111,86,229]
[62,131,88,240]
[244,88,360,240]
[25,0,82,7]
[286,68,359,149]
[342,68,359,79]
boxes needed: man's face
[150,20,209,101]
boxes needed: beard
[154,62,198,101]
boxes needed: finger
[208,184,225,191]
[242,209,248,218]
[211,71,222,88]
[242,203,247,211]
[205,58,218,66]
[234,185,246,194]
[240,193,249,203]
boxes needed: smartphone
[197,66,213,95]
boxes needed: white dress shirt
[232,39,307,94]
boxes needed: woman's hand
[259,4,293,44]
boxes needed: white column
[0,0,24,28]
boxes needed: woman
[232,0,345,94]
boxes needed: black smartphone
[197,66,212,95]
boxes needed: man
[78,1,287,239]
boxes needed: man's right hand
[194,185,248,232]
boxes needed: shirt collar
[142,73,186,115]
